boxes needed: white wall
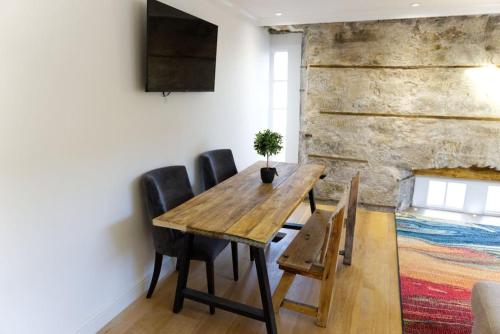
[0,1,270,333]
[269,33,302,163]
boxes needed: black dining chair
[200,149,239,191]
[141,166,238,314]
[200,149,251,268]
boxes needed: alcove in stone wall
[397,166,500,210]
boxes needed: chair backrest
[141,166,194,256]
[200,149,238,191]
[322,188,349,279]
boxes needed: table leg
[252,247,278,334]
[272,232,287,243]
[281,222,303,230]
[285,184,321,230]
[173,233,194,313]
[308,188,316,213]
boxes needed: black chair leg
[250,246,255,261]
[175,258,180,271]
[231,241,239,281]
[147,252,163,299]
[206,260,215,314]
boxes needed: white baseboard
[76,262,174,334]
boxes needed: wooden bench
[272,189,349,327]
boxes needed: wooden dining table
[153,161,325,334]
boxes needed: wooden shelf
[413,167,500,182]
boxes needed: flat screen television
[146,0,218,92]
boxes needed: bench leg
[252,247,278,334]
[315,270,336,327]
[343,219,355,265]
[308,189,316,213]
[173,233,194,313]
[272,271,296,313]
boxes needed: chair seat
[277,209,334,277]
[176,235,229,263]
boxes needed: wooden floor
[99,204,402,334]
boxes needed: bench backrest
[342,172,360,265]
[322,188,349,280]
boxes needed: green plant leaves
[254,129,284,158]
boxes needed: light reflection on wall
[465,65,500,107]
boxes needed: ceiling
[213,0,500,26]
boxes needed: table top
[153,161,325,247]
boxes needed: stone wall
[298,15,500,207]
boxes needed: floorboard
[99,204,402,334]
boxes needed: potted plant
[253,129,284,183]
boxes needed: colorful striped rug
[396,212,500,334]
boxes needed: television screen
[146,0,218,92]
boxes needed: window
[271,51,288,161]
[425,180,466,210]
[427,180,447,207]
[445,182,467,210]
[269,34,302,164]
[413,176,500,216]
[485,186,500,213]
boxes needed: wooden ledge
[308,153,369,164]
[307,64,500,70]
[414,167,500,182]
[319,110,500,122]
